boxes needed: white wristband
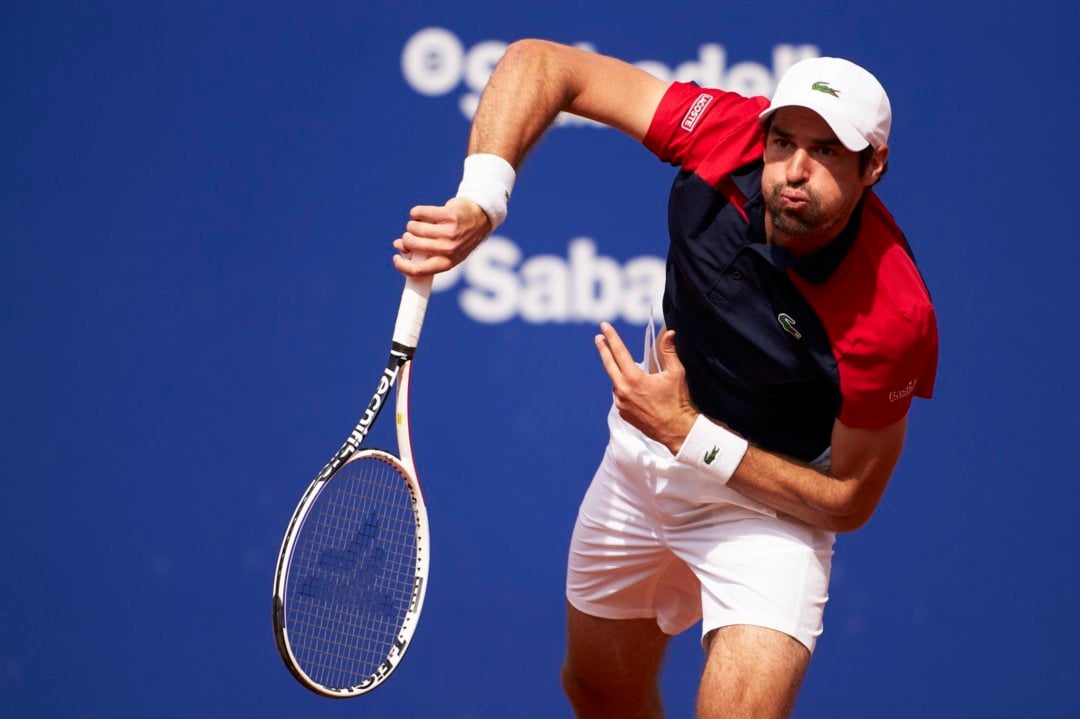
[455,153,516,230]
[675,414,749,485]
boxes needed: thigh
[669,509,834,653]
[567,446,700,632]
[697,624,810,719]
[562,601,670,717]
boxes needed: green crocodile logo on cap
[811,81,840,97]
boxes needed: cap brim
[759,100,870,152]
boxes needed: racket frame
[273,271,433,698]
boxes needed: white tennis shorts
[566,323,836,652]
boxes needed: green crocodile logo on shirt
[811,81,840,97]
[778,313,803,339]
[703,446,720,465]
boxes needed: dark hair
[859,146,888,186]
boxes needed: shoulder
[643,82,769,179]
[842,194,936,361]
[856,194,934,325]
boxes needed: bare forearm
[467,40,571,166]
[727,447,866,533]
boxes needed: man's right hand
[392,197,492,277]
[392,39,668,279]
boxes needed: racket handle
[392,252,433,351]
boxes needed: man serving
[393,40,938,719]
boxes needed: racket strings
[285,456,419,690]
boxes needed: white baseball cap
[759,57,891,152]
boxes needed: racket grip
[392,253,433,351]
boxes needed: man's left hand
[594,322,698,454]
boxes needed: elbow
[505,38,551,53]
[501,38,560,69]
[828,511,870,534]
[820,472,889,533]
[497,39,575,101]
[490,39,547,84]
[827,501,877,533]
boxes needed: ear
[863,144,889,186]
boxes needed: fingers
[405,219,452,240]
[392,251,452,277]
[598,322,637,374]
[408,200,489,237]
[392,233,452,276]
[391,204,461,277]
[594,330,623,385]
[594,322,644,389]
[657,329,684,374]
[400,204,462,250]
[395,230,456,257]
[406,212,466,241]
[392,199,491,278]
[409,204,456,223]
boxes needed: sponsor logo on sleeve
[889,379,918,402]
[681,93,714,132]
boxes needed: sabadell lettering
[401,27,821,122]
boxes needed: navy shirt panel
[663,166,841,461]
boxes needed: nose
[785,149,810,184]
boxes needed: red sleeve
[642,82,769,182]
[836,298,938,428]
[790,195,939,429]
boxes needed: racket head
[273,449,430,697]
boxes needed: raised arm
[393,40,669,277]
[467,39,669,163]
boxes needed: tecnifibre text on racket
[273,267,433,698]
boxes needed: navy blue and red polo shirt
[643,82,938,463]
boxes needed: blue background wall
[3,2,1078,717]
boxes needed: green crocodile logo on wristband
[703,446,720,465]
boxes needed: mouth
[778,189,810,208]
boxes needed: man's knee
[562,604,670,716]
[561,657,656,714]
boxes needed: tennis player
[394,40,938,719]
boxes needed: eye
[814,145,836,157]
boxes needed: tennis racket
[273,266,433,698]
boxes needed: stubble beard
[765,182,830,238]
